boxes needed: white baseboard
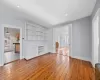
[72,56,92,62]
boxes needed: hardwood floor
[57,47,69,56]
[0,53,94,80]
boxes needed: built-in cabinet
[38,46,44,55]
[24,23,48,60]
[25,23,47,41]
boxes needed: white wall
[92,0,100,64]
[0,3,49,66]
[0,6,24,65]
[46,28,53,52]
[72,17,92,62]
[52,17,92,62]
[0,4,25,66]
[92,0,100,19]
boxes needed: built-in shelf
[24,23,48,60]
[38,46,44,55]
[25,23,48,41]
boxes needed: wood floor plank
[0,53,94,80]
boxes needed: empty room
[0,0,100,80]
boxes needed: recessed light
[17,5,20,8]
[65,14,68,16]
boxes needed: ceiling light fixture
[6,28,10,37]
[17,5,20,8]
[65,14,68,16]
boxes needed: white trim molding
[0,24,23,66]
[92,8,100,67]
[72,56,92,62]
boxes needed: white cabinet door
[24,43,38,60]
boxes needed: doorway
[2,24,23,65]
[59,33,70,56]
[92,9,100,67]
[4,27,20,63]
[54,24,72,56]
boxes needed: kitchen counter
[13,43,20,53]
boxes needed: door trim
[53,24,72,56]
[1,24,23,66]
[69,24,73,57]
[92,8,100,67]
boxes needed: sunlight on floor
[4,51,20,63]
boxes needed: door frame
[69,24,73,57]
[1,24,23,65]
[53,24,72,56]
[92,8,100,67]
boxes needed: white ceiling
[2,0,96,27]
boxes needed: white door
[92,16,99,67]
